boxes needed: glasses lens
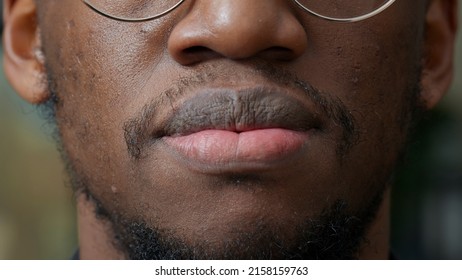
[295,0,392,20]
[84,0,184,20]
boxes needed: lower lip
[163,128,309,168]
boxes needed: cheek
[41,13,179,197]
[288,17,424,203]
[39,0,425,223]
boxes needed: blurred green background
[0,62,76,257]
[0,5,461,260]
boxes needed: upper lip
[154,86,323,138]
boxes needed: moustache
[123,62,358,160]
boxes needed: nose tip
[168,0,308,65]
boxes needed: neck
[77,195,124,259]
[77,190,391,260]
[357,188,390,259]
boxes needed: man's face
[33,0,427,259]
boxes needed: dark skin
[3,0,457,259]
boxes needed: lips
[163,128,311,166]
[152,87,323,170]
[157,88,321,136]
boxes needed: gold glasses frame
[81,0,397,23]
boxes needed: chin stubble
[71,172,385,260]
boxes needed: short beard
[75,176,384,260]
[40,52,425,260]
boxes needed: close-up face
[2,0,457,259]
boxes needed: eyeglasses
[81,0,397,23]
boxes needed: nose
[168,0,308,65]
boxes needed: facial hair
[72,184,383,260]
[41,54,424,259]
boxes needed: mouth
[152,87,324,172]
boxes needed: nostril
[183,46,211,55]
[179,46,300,64]
[180,46,223,64]
[167,3,308,65]
[260,46,301,61]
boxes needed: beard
[50,96,419,260]
[73,180,384,260]
[41,54,425,259]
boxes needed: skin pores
[35,0,428,259]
